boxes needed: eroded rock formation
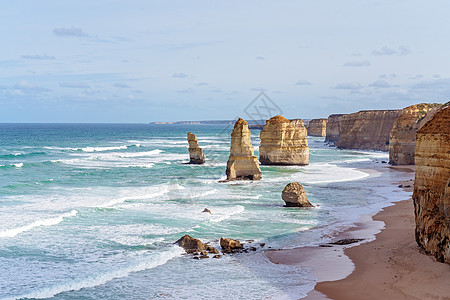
[308,119,328,137]
[220,237,243,253]
[187,132,205,164]
[335,110,401,151]
[413,105,450,263]
[325,114,344,143]
[290,119,308,137]
[282,182,313,207]
[225,118,262,181]
[259,115,309,165]
[389,103,442,165]
[176,235,219,255]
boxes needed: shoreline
[266,165,450,299]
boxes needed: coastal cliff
[187,132,205,164]
[259,115,309,165]
[307,119,327,137]
[335,110,401,151]
[389,104,442,165]
[325,114,343,143]
[226,118,262,180]
[413,105,450,263]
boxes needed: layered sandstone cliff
[413,105,450,263]
[290,119,308,137]
[325,114,344,143]
[187,132,205,164]
[335,110,401,151]
[226,118,262,181]
[389,104,442,165]
[308,119,327,137]
[259,115,309,165]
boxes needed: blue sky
[1,0,449,122]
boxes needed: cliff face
[259,115,309,165]
[389,104,442,165]
[325,114,344,143]
[226,118,262,181]
[335,110,401,151]
[413,105,450,263]
[308,119,328,137]
[187,132,205,164]
[290,119,308,137]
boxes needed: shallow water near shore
[0,124,411,300]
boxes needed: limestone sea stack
[290,119,308,137]
[259,115,309,165]
[225,118,262,181]
[187,132,205,164]
[307,119,328,137]
[335,110,401,151]
[325,114,344,143]
[389,103,442,165]
[413,105,450,263]
[282,182,313,207]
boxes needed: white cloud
[60,82,90,89]
[255,56,265,60]
[343,60,370,67]
[369,79,391,88]
[372,46,397,56]
[333,82,362,90]
[172,72,190,78]
[113,83,130,88]
[53,26,89,37]
[295,80,312,86]
[21,54,55,60]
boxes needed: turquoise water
[0,124,410,299]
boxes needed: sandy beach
[266,166,450,300]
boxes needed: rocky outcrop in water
[176,235,219,255]
[290,119,308,137]
[413,105,450,264]
[187,132,205,164]
[325,114,344,143]
[308,119,327,137]
[282,182,313,207]
[389,104,442,165]
[335,110,401,151]
[220,237,243,253]
[259,115,309,165]
[225,118,262,181]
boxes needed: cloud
[343,60,370,67]
[433,74,441,79]
[176,88,193,93]
[113,83,130,88]
[409,74,424,80]
[399,46,411,55]
[53,26,89,37]
[197,82,208,86]
[0,81,51,96]
[172,72,190,78]
[250,87,266,92]
[369,79,391,88]
[333,82,362,90]
[350,53,362,57]
[255,56,265,60]
[295,80,312,86]
[372,46,397,56]
[372,46,412,56]
[60,82,90,89]
[21,54,55,60]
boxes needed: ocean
[0,123,411,300]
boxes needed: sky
[1,0,450,123]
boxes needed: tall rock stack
[259,115,309,165]
[225,118,262,181]
[290,119,308,137]
[413,105,450,264]
[187,132,205,164]
[325,114,344,143]
[335,110,401,151]
[389,103,442,165]
[307,119,328,137]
